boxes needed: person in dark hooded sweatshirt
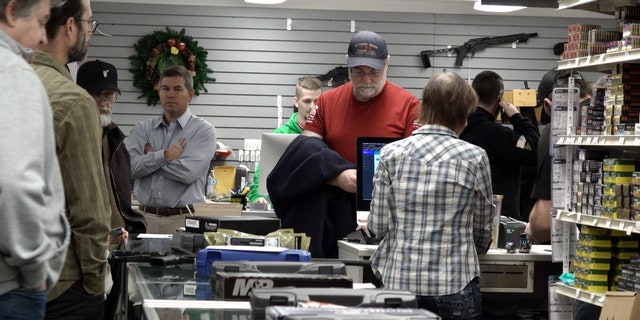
[460,70,539,222]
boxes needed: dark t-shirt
[530,125,550,200]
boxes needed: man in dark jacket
[460,70,539,221]
[78,59,147,234]
[77,59,146,320]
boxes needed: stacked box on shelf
[621,23,640,50]
[601,159,636,220]
[618,255,640,292]
[616,6,640,34]
[564,24,602,59]
[575,226,612,293]
[574,149,608,215]
[633,173,640,220]
[582,84,608,135]
[613,64,640,134]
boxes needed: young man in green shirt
[248,76,323,204]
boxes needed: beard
[68,31,89,63]
[352,84,379,101]
[99,113,112,128]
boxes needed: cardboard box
[194,202,242,217]
[599,291,640,320]
[503,89,537,107]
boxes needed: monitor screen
[258,133,299,196]
[356,137,400,212]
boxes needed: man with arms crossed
[0,0,70,318]
[126,65,217,234]
[31,0,112,318]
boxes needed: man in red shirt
[303,30,420,193]
[272,30,418,258]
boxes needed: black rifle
[420,32,538,68]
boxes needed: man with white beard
[76,59,147,320]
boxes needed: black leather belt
[139,205,193,216]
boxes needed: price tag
[625,51,631,58]
[577,137,583,144]
[605,220,611,228]
[619,221,625,230]
[635,137,640,145]
[576,212,582,222]
[599,138,606,145]
[627,226,634,235]
[591,218,598,226]
[575,289,580,296]
[590,293,595,300]
[586,55,592,63]
[574,58,580,65]
[593,137,599,144]
[568,137,575,144]
[557,137,565,144]
[598,54,605,63]
[586,137,592,145]
[619,137,626,145]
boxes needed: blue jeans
[417,277,482,320]
[0,287,47,320]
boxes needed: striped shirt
[126,109,216,208]
[368,124,495,296]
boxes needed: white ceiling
[92,0,612,19]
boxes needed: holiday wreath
[129,27,215,106]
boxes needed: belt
[139,205,194,216]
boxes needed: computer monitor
[257,133,299,196]
[355,137,400,213]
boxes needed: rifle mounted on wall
[420,32,538,68]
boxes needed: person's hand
[164,137,186,161]
[327,169,357,193]
[498,101,519,118]
[254,198,268,204]
[144,143,153,154]
[107,228,129,246]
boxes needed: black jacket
[267,136,356,258]
[105,123,147,234]
[460,108,539,221]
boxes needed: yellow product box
[575,279,609,293]
[574,257,611,270]
[613,239,639,249]
[579,234,612,247]
[603,158,636,172]
[603,172,633,185]
[577,244,612,259]
[632,171,640,185]
[613,248,640,260]
[575,267,609,282]
[581,225,609,236]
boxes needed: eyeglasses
[350,67,385,79]
[77,19,98,33]
[91,91,117,103]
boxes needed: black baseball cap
[77,60,120,94]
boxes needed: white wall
[88,2,613,167]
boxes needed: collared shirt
[126,109,216,208]
[31,51,111,300]
[368,124,495,296]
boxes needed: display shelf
[556,210,640,234]
[557,49,640,71]
[556,134,640,147]
[555,282,606,307]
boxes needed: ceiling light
[245,0,287,4]
[474,0,526,13]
